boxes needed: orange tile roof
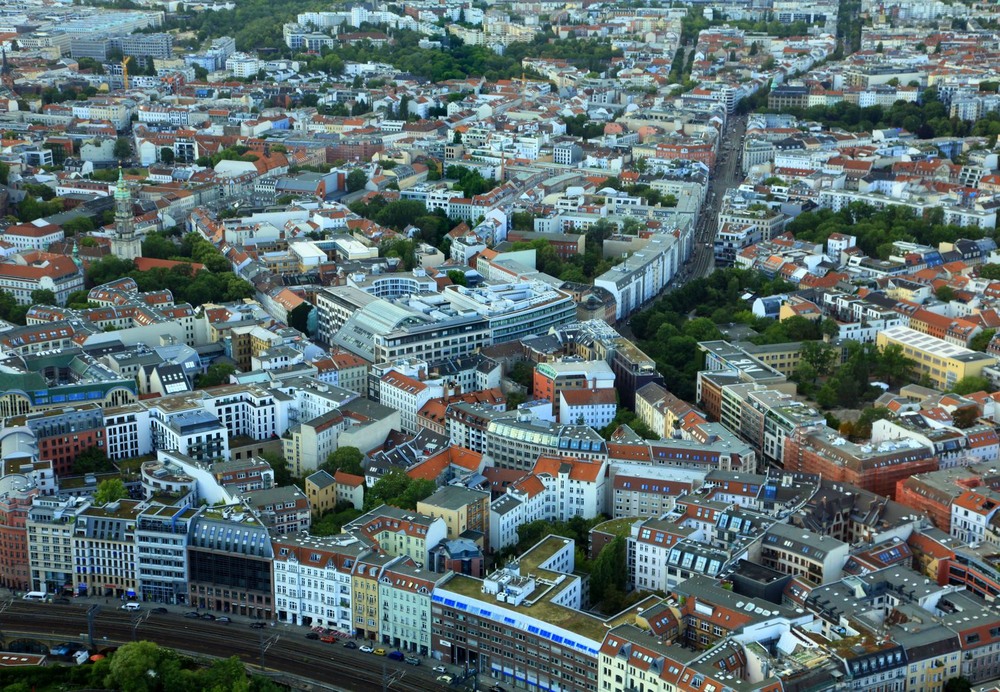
[530,455,604,482]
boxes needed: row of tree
[786,203,982,260]
[768,90,995,140]
[630,268,795,401]
[85,233,256,307]
[0,640,285,692]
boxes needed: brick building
[0,477,38,591]
[783,426,938,499]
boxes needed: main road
[0,601,455,691]
[671,113,749,286]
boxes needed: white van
[121,602,141,611]
[73,649,90,665]
[22,591,47,601]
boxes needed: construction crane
[121,56,131,91]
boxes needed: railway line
[1,601,452,692]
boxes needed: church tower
[110,168,141,261]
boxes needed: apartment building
[417,486,490,552]
[608,465,706,519]
[380,371,433,435]
[136,504,199,604]
[73,500,141,599]
[351,552,402,641]
[432,536,614,691]
[379,560,443,655]
[0,475,39,592]
[273,533,368,631]
[533,360,615,419]
[343,505,447,567]
[594,232,685,320]
[243,486,311,534]
[26,495,90,595]
[760,522,849,586]
[783,425,939,500]
[485,410,608,471]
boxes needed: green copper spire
[114,166,129,200]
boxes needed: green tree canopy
[346,168,368,192]
[197,363,236,388]
[95,478,127,505]
[30,288,56,306]
[113,138,131,160]
[949,376,992,396]
[74,445,113,475]
[321,447,364,477]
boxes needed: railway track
[1,602,448,692]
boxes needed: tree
[600,409,659,440]
[105,641,173,692]
[197,363,236,388]
[447,270,467,286]
[397,478,436,509]
[30,288,57,306]
[364,468,412,510]
[160,147,175,164]
[260,451,297,488]
[288,302,312,334]
[74,445,113,474]
[852,407,892,439]
[346,168,368,192]
[970,329,996,352]
[590,535,627,606]
[113,138,131,160]
[66,288,92,310]
[321,446,364,476]
[509,361,534,389]
[63,216,95,236]
[949,376,992,396]
[936,285,955,302]
[94,478,127,505]
[875,343,917,388]
[979,264,1000,280]
[944,678,973,692]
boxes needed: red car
[320,634,337,643]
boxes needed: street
[669,113,748,289]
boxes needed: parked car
[249,621,267,629]
[305,632,319,640]
[320,634,337,643]
[50,643,73,656]
[359,645,374,654]
[387,650,404,661]
[404,655,420,666]
[344,640,358,649]
[490,685,507,692]
[53,597,71,605]
[200,613,215,620]
[432,665,448,673]
[216,616,231,623]
[184,611,200,619]
[436,675,454,684]
[373,648,387,656]
[150,607,168,614]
